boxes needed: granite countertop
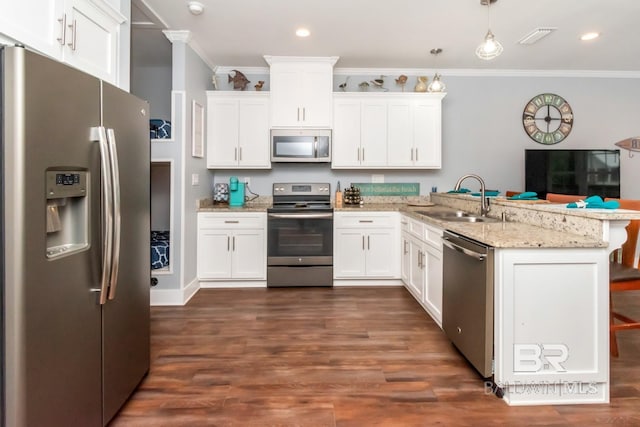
[196,194,638,249]
[400,207,606,249]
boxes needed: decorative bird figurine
[370,75,388,92]
[395,74,408,92]
[338,77,349,92]
[254,80,264,91]
[358,81,370,91]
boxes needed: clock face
[522,93,574,144]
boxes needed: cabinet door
[0,0,65,59]
[365,230,398,277]
[269,65,301,126]
[197,230,232,279]
[207,97,240,167]
[401,233,411,284]
[334,230,366,277]
[387,100,414,166]
[360,101,388,167]
[238,98,270,168]
[63,0,120,84]
[231,229,266,279]
[299,64,333,127]
[332,100,362,167]
[407,238,425,299]
[413,101,441,168]
[423,244,443,326]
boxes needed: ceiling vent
[518,27,557,45]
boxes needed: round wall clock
[522,93,574,144]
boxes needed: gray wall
[211,73,640,200]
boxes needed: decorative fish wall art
[615,137,640,157]
[228,70,250,90]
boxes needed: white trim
[334,67,640,79]
[332,279,404,287]
[135,0,170,28]
[199,281,267,288]
[150,278,199,306]
[162,30,192,44]
[263,55,339,66]
[212,66,640,80]
[176,90,188,296]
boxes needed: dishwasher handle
[442,236,486,261]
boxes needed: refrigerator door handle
[91,126,114,304]
[106,128,121,300]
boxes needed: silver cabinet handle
[297,107,300,121]
[358,220,373,223]
[234,147,238,161]
[232,236,236,251]
[415,148,419,161]
[67,19,77,51]
[92,127,113,305]
[57,14,66,45]
[224,220,239,223]
[403,240,408,255]
[362,235,365,250]
[239,147,242,161]
[227,235,230,251]
[367,235,370,250]
[106,129,121,300]
[362,148,365,161]
[357,147,360,161]
[303,107,306,121]
[417,250,422,268]
[411,148,414,161]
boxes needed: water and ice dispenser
[45,170,89,258]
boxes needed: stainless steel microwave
[271,129,331,163]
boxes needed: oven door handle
[442,237,486,261]
[268,212,334,220]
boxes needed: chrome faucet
[454,174,490,216]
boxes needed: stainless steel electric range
[267,183,333,287]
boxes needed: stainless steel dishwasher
[442,231,495,378]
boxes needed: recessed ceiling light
[580,32,600,41]
[295,28,310,38]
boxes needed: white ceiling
[133,0,640,74]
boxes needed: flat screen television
[525,149,620,199]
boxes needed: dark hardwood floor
[111,287,640,426]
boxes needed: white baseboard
[150,277,201,306]
[332,279,404,287]
[199,280,267,288]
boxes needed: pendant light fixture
[427,48,446,93]
[475,0,503,60]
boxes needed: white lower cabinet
[334,212,400,279]
[197,212,266,281]
[400,214,443,326]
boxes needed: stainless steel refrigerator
[1,46,150,426]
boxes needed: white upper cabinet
[332,92,445,169]
[265,56,338,128]
[206,92,271,169]
[0,0,126,86]
[332,96,387,167]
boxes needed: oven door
[267,211,333,265]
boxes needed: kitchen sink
[415,210,499,223]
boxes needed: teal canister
[229,176,245,207]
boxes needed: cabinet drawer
[198,212,266,229]
[335,212,397,228]
[423,223,443,249]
